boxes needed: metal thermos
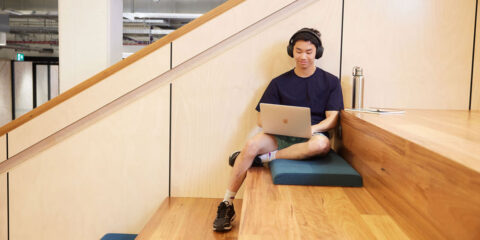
[352,66,364,109]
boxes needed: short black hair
[291,28,321,49]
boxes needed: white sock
[258,150,277,163]
[223,189,236,205]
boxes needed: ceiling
[2,0,227,13]
[0,0,227,55]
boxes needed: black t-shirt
[255,67,344,125]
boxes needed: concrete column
[59,0,122,93]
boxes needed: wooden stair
[340,110,480,240]
[137,168,407,240]
[136,197,242,240]
[239,168,407,239]
[137,110,480,239]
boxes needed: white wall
[36,65,49,106]
[50,65,59,99]
[14,62,33,119]
[122,45,145,53]
[59,0,122,93]
[0,60,11,126]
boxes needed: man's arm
[311,110,339,133]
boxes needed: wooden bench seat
[340,110,480,239]
[239,167,407,239]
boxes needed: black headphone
[287,28,324,59]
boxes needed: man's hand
[311,111,339,133]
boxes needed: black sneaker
[228,151,263,167]
[213,201,236,232]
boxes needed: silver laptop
[260,103,311,138]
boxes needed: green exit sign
[16,53,24,61]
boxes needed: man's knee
[308,136,330,156]
[243,138,261,157]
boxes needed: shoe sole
[212,214,236,232]
[229,152,240,167]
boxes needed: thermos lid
[353,66,363,76]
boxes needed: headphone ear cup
[316,45,324,59]
[287,44,294,58]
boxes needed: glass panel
[50,65,59,99]
[36,65,49,106]
[14,61,33,119]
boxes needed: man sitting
[213,28,344,232]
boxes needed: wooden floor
[136,197,242,240]
[239,168,409,240]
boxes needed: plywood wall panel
[172,0,294,67]
[171,0,342,198]
[473,1,480,110]
[9,83,170,240]
[8,45,170,157]
[0,173,6,240]
[342,0,475,109]
[0,135,5,164]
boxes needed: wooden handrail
[0,0,244,137]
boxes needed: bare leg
[275,134,330,160]
[227,132,277,192]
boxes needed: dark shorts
[273,132,330,150]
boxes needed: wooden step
[340,110,480,239]
[239,167,408,239]
[137,197,242,239]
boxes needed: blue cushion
[269,150,362,187]
[101,233,137,240]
